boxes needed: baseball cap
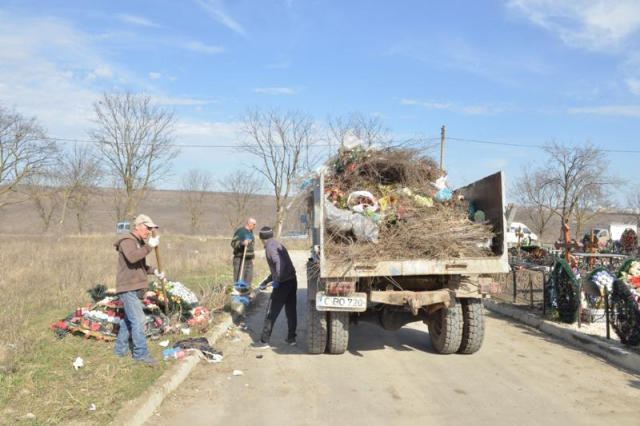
[134,214,158,228]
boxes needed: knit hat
[259,226,274,240]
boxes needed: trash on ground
[50,283,211,341]
[232,370,243,376]
[180,328,191,335]
[174,337,223,363]
[89,404,96,411]
[158,340,170,347]
[73,357,84,370]
[231,295,251,306]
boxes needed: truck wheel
[458,299,485,354]
[327,311,349,354]
[307,300,328,354]
[428,301,463,354]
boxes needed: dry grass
[323,147,495,261]
[0,234,267,424]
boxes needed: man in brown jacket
[113,214,164,365]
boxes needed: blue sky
[1,0,639,201]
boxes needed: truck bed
[314,172,509,279]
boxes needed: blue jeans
[114,291,149,360]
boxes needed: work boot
[249,341,270,350]
[285,337,296,346]
[134,356,158,366]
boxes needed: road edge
[109,288,263,426]
[484,299,640,375]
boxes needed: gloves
[154,269,165,281]
[271,281,280,289]
[259,281,268,291]
[148,235,160,248]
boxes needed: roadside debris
[158,340,170,347]
[89,404,96,411]
[50,283,211,341]
[232,370,243,376]
[72,357,84,370]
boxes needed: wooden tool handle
[152,229,168,312]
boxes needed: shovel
[152,229,169,312]
[233,242,249,293]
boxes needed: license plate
[316,292,367,312]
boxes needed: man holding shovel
[113,214,165,365]
[231,218,256,287]
[250,226,298,349]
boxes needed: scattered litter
[162,347,186,361]
[181,328,191,335]
[240,324,249,331]
[232,370,243,376]
[231,295,250,306]
[89,404,96,411]
[231,337,241,343]
[73,357,84,370]
[174,337,223,363]
[256,354,263,359]
[207,354,223,363]
[158,340,170,347]
[23,413,36,420]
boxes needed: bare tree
[628,187,640,230]
[180,169,213,234]
[239,108,319,237]
[539,142,621,237]
[24,172,60,232]
[512,167,559,240]
[58,144,102,232]
[89,92,179,221]
[0,105,57,209]
[572,185,611,240]
[219,170,264,231]
[327,112,392,148]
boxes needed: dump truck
[306,171,509,355]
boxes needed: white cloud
[401,99,511,115]
[253,87,299,95]
[184,40,225,55]
[568,105,640,117]
[87,65,114,81]
[152,95,215,106]
[116,13,161,28]
[625,78,640,95]
[149,71,162,80]
[506,0,640,52]
[195,0,246,36]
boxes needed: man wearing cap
[231,218,256,286]
[250,226,298,349]
[113,214,164,365]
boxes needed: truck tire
[428,301,463,354]
[327,311,349,354]
[307,300,328,354]
[458,299,485,354]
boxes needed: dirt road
[149,251,640,426]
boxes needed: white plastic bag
[347,191,379,213]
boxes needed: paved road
[150,251,640,426]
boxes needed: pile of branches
[323,146,495,261]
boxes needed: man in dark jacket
[231,218,256,286]
[113,214,164,365]
[250,226,298,349]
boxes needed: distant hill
[0,188,305,236]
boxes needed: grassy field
[0,234,271,424]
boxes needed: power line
[447,136,640,153]
[39,136,441,149]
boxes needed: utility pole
[440,125,446,170]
